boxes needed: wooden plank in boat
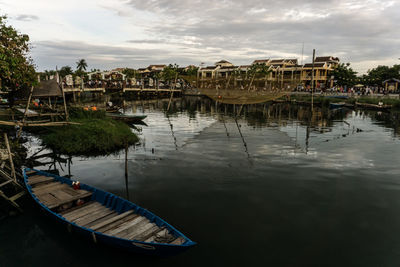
[133,225,161,241]
[28,174,51,182]
[49,188,74,201]
[59,201,95,215]
[26,170,37,175]
[34,184,71,198]
[83,212,118,229]
[96,214,139,233]
[73,208,115,226]
[28,175,54,186]
[115,219,151,239]
[104,216,147,236]
[48,191,92,209]
[170,237,186,245]
[38,193,59,205]
[62,202,103,220]
[75,210,117,227]
[90,210,134,231]
[60,187,82,196]
[32,181,62,192]
[125,222,157,240]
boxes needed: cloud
[30,40,204,71]
[3,0,399,72]
[122,0,400,72]
[15,14,39,21]
[126,39,166,44]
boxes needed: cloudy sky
[1,0,399,73]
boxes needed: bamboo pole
[167,73,178,111]
[0,121,80,127]
[61,82,69,121]
[17,85,34,138]
[4,133,16,183]
[311,49,316,112]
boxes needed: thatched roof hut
[16,78,62,99]
[33,79,62,97]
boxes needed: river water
[2,97,400,266]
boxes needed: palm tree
[76,59,88,72]
[59,66,73,78]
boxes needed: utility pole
[311,49,316,112]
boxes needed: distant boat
[23,169,196,255]
[106,113,147,123]
[329,102,345,109]
[355,102,391,111]
[326,95,348,99]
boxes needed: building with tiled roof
[198,56,340,89]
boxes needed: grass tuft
[37,108,138,156]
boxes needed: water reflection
[12,96,400,266]
[24,97,399,176]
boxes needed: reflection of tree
[25,149,68,176]
[362,110,400,136]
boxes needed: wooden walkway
[62,87,181,93]
[122,88,181,93]
[0,134,25,212]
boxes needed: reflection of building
[198,56,340,90]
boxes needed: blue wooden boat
[23,168,196,256]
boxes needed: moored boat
[106,113,147,123]
[23,168,196,255]
[355,102,391,111]
[329,102,345,109]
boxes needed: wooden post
[4,133,16,183]
[167,72,178,111]
[311,49,316,112]
[124,143,129,200]
[61,82,69,121]
[17,85,34,138]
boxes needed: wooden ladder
[0,133,25,212]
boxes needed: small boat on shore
[23,168,196,255]
[106,113,147,123]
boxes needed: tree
[162,64,179,88]
[247,63,271,90]
[59,66,73,78]
[185,66,199,76]
[331,63,358,87]
[122,68,137,79]
[76,59,87,72]
[0,15,37,105]
[364,65,400,86]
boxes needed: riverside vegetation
[30,108,138,156]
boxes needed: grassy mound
[38,108,138,156]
